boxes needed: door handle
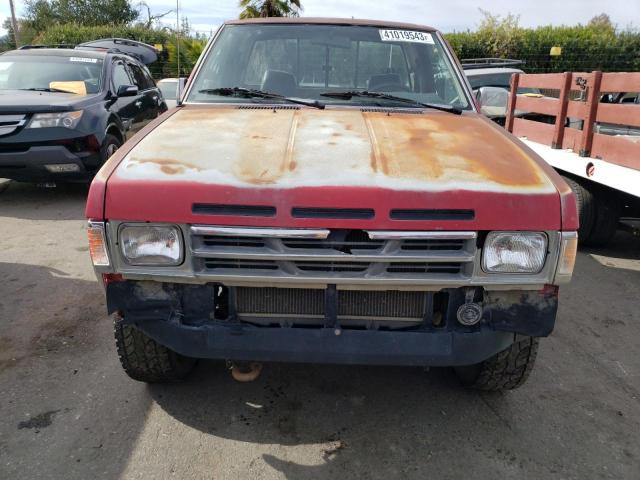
[135,100,143,108]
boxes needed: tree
[24,0,139,31]
[588,13,615,32]
[137,1,173,29]
[238,0,302,19]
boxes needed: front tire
[455,337,539,391]
[100,134,122,165]
[114,315,196,383]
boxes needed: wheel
[583,190,620,247]
[562,176,595,244]
[113,314,196,383]
[454,337,539,391]
[100,134,122,165]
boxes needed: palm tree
[238,0,302,19]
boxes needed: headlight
[482,232,547,274]
[120,225,183,266]
[28,110,83,129]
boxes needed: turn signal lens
[87,221,110,266]
[555,232,578,284]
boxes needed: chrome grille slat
[190,226,477,282]
[0,114,27,136]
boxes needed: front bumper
[0,145,100,182]
[107,281,558,367]
[132,318,516,366]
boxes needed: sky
[1,0,639,37]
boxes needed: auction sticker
[379,29,434,44]
[69,57,98,63]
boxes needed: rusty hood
[101,105,564,230]
[113,106,555,192]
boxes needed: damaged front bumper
[106,280,558,367]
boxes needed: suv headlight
[28,110,83,129]
[120,225,183,266]
[482,232,547,274]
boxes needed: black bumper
[0,145,100,182]
[107,281,558,367]
[131,318,516,366]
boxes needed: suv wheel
[101,134,122,164]
[113,314,197,383]
[454,337,539,391]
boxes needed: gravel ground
[1,182,639,480]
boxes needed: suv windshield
[0,54,104,94]
[187,24,471,109]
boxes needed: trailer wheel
[114,314,197,383]
[583,191,620,247]
[454,337,539,391]
[562,176,595,244]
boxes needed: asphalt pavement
[1,182,639,480]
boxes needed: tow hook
[228,361,263,382]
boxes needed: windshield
[187,24,471,109]
[0,54,104,94]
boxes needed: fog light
[457,303,483,326]
[45,163,80,173]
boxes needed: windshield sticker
[379,30,434,44]
[69,57,98,63]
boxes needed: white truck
[477,70,640,246]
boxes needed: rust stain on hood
[116,106,555,193]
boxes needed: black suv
[0,38,167,183]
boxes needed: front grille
[190,227,477,284]
[236,287,436,324]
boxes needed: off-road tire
[583,190,620,247]
[114,315,196,383]
[562,176,595,244]
[455,337,539,391]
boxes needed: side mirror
[476,86,509,118]
[117,84,139,97]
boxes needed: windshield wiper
[320,91,462,114]
[21,87,78,94]
[198,87,325,109]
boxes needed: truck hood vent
[237,105,300,110]
[360,107,424,114]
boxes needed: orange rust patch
[289,160,297,171]
[365,113,544,186]
[234,109,296,184]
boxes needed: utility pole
[9,0,21,48]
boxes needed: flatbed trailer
[505,71,640,245]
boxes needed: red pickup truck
[86,18,578,391]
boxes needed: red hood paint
[86,106,578,231]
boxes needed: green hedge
[29,22,640,77]
[445,25,640,73]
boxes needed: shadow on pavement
[0,181,89,221]
[581,230,640,261]
[0,262,152,480]
[149,360,535,478]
